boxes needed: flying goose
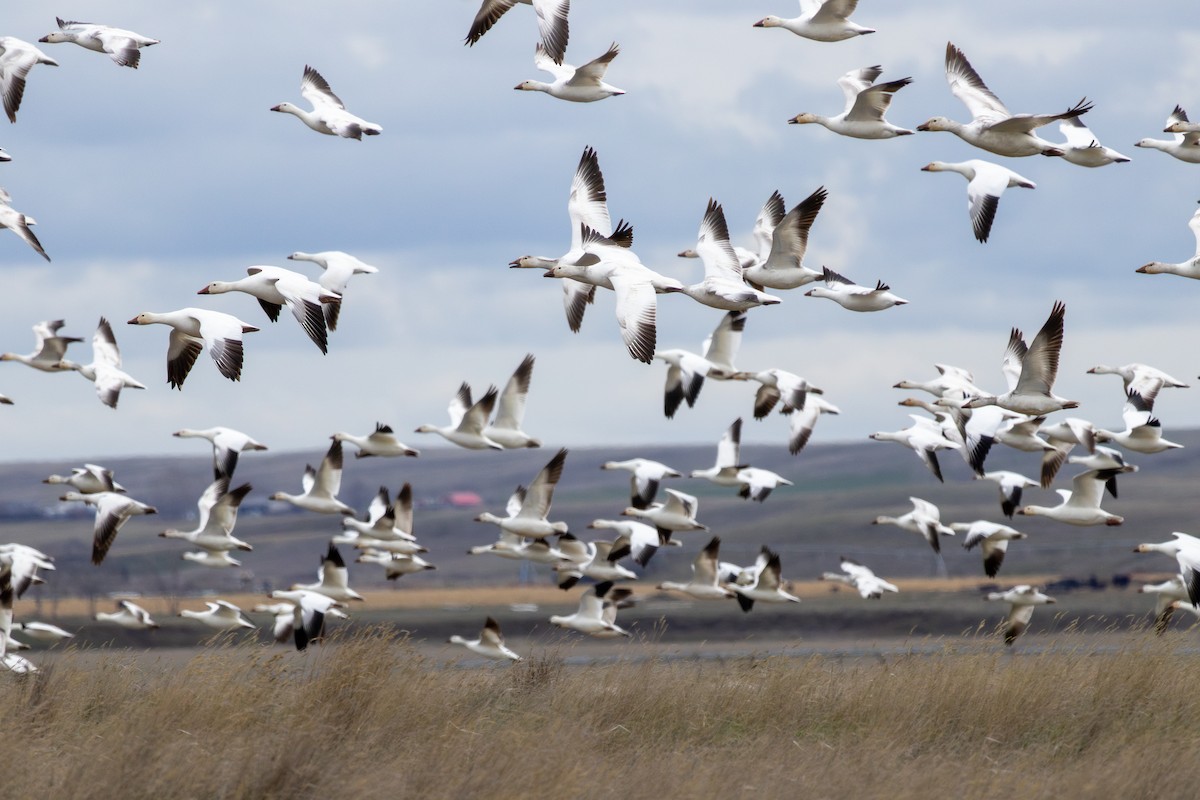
[985,585,1056,645]
[622,487,707,543]
[198,266,341,353]
[94,599,158,630]
[58,317,146,408]
[1094,391,1183,454]
[917,43,1090,157]
[271,66,381,139]
[869,415,962,483]
[333,424,420,458]
[549,581,634,637]
[415,382,504,450]
[1017,468,1124,526]
[1134,106,1200,163]
[286,250,379,330]
[587,518,676,567]
[159,477,253,553]
[474,448,569,538]
[752,0,875,41]
[178,600,255,631]
[872,497,955,555]
[1136,203,1200,278]
[804,266,907,311]
[965,301,1078,415]
[554,537,637,590]
[1137,576,1191,634]
[515,43,624,103]
[599,458,681,510]
[726,547,801,612]
[654,310,747,417]
[1,319,80,371]
[127,308,259,388]
[59,490,157,564]
[173,426,268,480]
[690,418,747,488]
[657,536,736,600]
[976,470,1039,519]
[449,616,522,662]
[678,200,782,310]
[483,354,542,448]
[741,187,828,290]
[0,37,59,123]
[356,549,436,580]
[269,439,354,515]
[952,520,1027,578]
[465,0,569,65]
[292,544,364,602]
[789,66,912,139]
[266,589,346,651]
[38,18,158,68]
[920,160,1035,243]
[1055,117,1131,168]
[820,556,898,599]
[0,186,48,261]
[43,463,124,494]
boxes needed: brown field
[8,627,1200,800]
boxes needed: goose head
[752,16,784,28]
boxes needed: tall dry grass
[3,627,1200,799]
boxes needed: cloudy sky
[0,1,1197,465]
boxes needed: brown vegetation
[7,627,1200,799]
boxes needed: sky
[0,1,1198,465]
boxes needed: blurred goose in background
[600,458,681,510]
[952,520,1027,578]
[726,547,801,612]
[1,319,80,371]
[95,599,157,630]
[357,549,436,580]
[58,317,145,408]
[199,266,341,354]
[511,146,622,335]
[737,467,794,503]
[449,616,522,662]
[917,42,1089,157]
[0,186,49,261]
[1087,362,1188,394]
[287,250,378,330]
[159,477,253,554]
[789,66,912,139]
[735,368,822,418]
[986,585,1056,645]
[869,415,961,483]
[549,581,633,637]
[178,600,255,631]
[965,302,1077,415]
[465,0,569,65]
[59,490,157,565]
[333,424,420,458]
[127,308,259,388]
[38,18,158,68]
[873,497,955,556]
[1135,106,1200,163]
[1017,468,1124,526]
[269,439,354,515]
[0,37,59,123]
[678,200,782,310]
[741,187,828,290]
[657,536,736,600]
[271,65,381,139]
[267,589,346,651]
[805,266,906,311]
[340,486,424,553]
[784,394,840,455]
[588,518,676,567]
[1136,203,1200,278]
[13,621,74,645]
[293,544,363,602]
[43,463,123,494]
[752,0,875,40]
[821,556,898,599]
[415,382,504,450]
[690,418,747,489]
[1038,417,1097,487]
[182,551,241,568]
[474,448,569,538]
[483,354,542,448]
[976,470,1039,518]
[173,426,268,480]
[1055,117,1130,167]
[554,537,637,590]
[515,43,624,103]
[1138,576,1191,634]
[1095,390,1183,454]
[623,487,707,542]
[920,160,1035,243]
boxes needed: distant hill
[6,429,1198,603]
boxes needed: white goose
[599,458,681,511]
[976,470,1039,519]
[917,42,1090,157]
[269,439,354,516]
[94,599,158,630]
[783,394,841,456]
[741,187,828,290]
[474,448,569,539]
[181,551,241,568]
[622,488,707,543]
[1017,469,1124,526]
[820,557,898,599]
[752,0,875,41]
[43,463,124,494]
[0,186,49,261]
[333,424,420,458]
[515,43,624,103]
[1138,576,1191,634]
[510,146,620,335]
[58,317,145,409]
[805,266,906,311]
[38,18,158,68]
[965,301,1078,416]
[272,66,381,139]
[985,585,1056,645]
[286,250,379,330]
[872,497,955,555]
[173,426,268,480]
[678,200,782,310]
[483,354,542,448]
[292,544,364,602]
[449,616,522,662]
[726,547,801,612]
[549,581,633,637]
[0,37,59,123]
[1136,203,1200,278]
[1134,106,1200,164]
[658,537,736,600]
[13,621,74,645]
[587,518,676,567]
[465,0,569,65]
[127,308,259,388]
[554,537,637,590]
[869,415,962,483]
[341,484,423,551]
[356,549,436,580]
[788,66,912,139]
[1055,117,1131,168]
[654,310,747,417]
[267,589,346,651]
[1038,417,1098,487]
[952,520,1027,578]
[1,319,80,371]
[159,477,253,554]
[59,490,157,565]
[1095,391,1183,454]
[415,383,504,450]
[1087,362,1188,394]
[179,600,255,631]
[199,266,340,353]
[920,160,1035,243]
[690,418,747,489]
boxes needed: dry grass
[4,628,1200,799]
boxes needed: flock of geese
[0,3,1196,670]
